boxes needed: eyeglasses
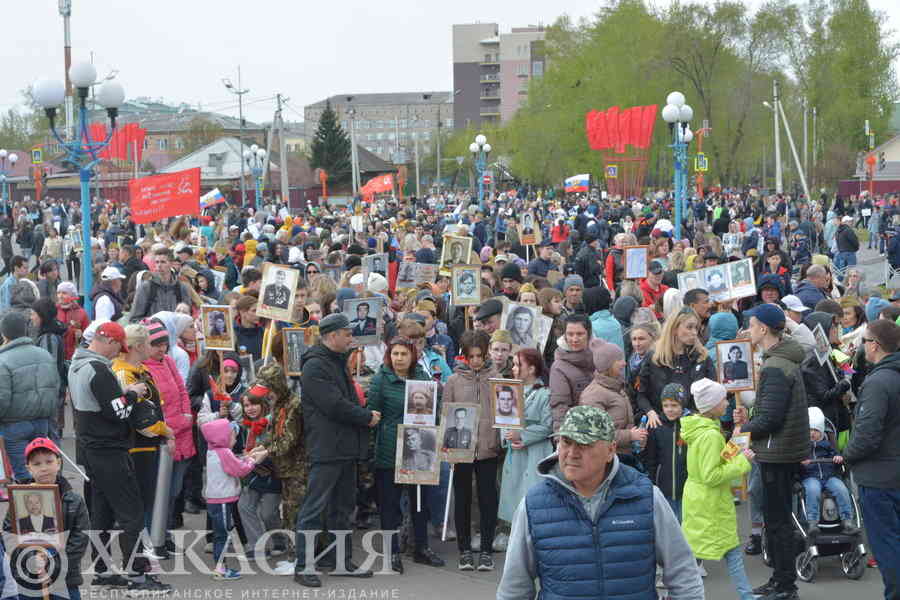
[862,337,879,345]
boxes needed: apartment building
[452,23,546,130]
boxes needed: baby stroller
[762,416,866,582]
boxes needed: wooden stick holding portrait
[716,339,755,392]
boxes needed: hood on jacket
[451,359,494,380]
[153,311,194,352]
[300,341,348,370]
[0,337,36,356]
[679,413,718,446]
[197,268,220,294]
[866,349,900,378]
[764,336,806,365]
[803,311,835,337]
[757,273,784,296]
[707,312,738,344]
[612,296,638,326]
[582,286,612,315]
[553,338,597,372]
[201,418,236,449]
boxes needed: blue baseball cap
[746,303,785,330]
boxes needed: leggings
[452,457,499,553]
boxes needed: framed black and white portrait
[518,211,542,246]
[489,378,525,430]
[451,265,481,306]
[364,253,388,279]
[201,305,235,352]
[439,235,473,275]
[256,262,299,323]
[624,246,649,280]
[403,380,438,426]
[716,339,754,392]
[439,403,479,463]
[8,484,63,548]
[343,297,383,346]
[394,425,440,485]
[726,258,756,300]
[503,302,539,348]
[282,327,311,377]
[396,261,418,289]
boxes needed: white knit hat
[808,406,826,434]
[368,272,389,294]
[349,273,365,286]
[691,378,727,415]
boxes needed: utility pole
[59,0,74,142]
[802,96,808,178]
[222,67,249,206]
[436,104,441,195]
[777,97,811,203]
[812,106,817,189]
[762,143,766,191]
[347,106,359,196]
[275,94,289,207]
[412,117,420,198]
[773,80,783,194]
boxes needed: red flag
[638,104,659,149]
[596,110,610,150]
[129,168,201,224]
[616,108,631,153]
[607,106,620,153]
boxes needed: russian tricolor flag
[200,188,226,209]
[564,174,590,193]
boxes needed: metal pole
[349,111,359,196]
[237,67,246,207]
[60,0,74,142]
[150,443,174,549]
[762,142,767,191]
[415,136,421,198]
[812,106,817,190]
[774,80,783,194]
[777,99,811,204]
[673,125,684,240]
[436,105,441,195]
[276,95,289,207]
[254,165,262,210]
[477,153,485,211]
[802,96,808,178]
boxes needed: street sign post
[695,152,709,172]
[605,165,618,179]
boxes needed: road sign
[605,165,618,179]
[31,148,42,164]
[695,152,709,172]
[482,174,492,184]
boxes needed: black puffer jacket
[843,352,900,488]
[635,349,716,415]
[742,337,809,463]
[574,243,603,288]
[3,474,90,588]
[300,343,372,464]
[641,411,688,501]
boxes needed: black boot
[744,534,761,555]
[294,573,321,588]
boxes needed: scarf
[242,416,269,450]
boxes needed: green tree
[0,107,41,150]
[309,101,352,185]
[180,117,224,156]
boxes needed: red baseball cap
[96,321,130,353]
[25,437,61,460]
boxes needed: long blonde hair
[652,309,708,369]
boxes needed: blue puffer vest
[525,463,656,600]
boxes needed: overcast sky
[4,0,898,126]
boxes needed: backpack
[147,278,183,310]
[845,229,860,252]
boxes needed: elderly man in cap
[294,313,382,587]
[497,406,703,600]
[0,311,60,479]
[474,298,503,335]
[91,265,127,322]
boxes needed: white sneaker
[274,560,296,576]
[493,533,509,552]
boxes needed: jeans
[453,457,499,553]
[237,488,282,550]
[375,468,428,554]
[207,502,235,566]
[666,497,682,524]
[167,459,190,531]
[802,476,853,522]
[426,462,451,529]
[293,461,357,570]
[131,449,159,530]
[834,251,857,279]
[724,545,755,600]
[760,462,798,591]
[858,485,900,599]
[0,419,50,480]
[748,461,764,526]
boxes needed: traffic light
[879,152,886,171]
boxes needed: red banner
[129,168,201,224]
[88,122,146,163]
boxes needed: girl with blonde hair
[635,308,716,427]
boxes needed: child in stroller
[801,407,858,538]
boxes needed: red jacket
[551,224,570,244]
[57,303,89,360]
[144,355,197,462]
[640,279,669,318]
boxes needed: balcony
[480,74,500,83]
[480,108,501,117]
[480,93,501,101]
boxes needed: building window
[158,138,168,151]
[341,120,348,130]
[423,131,431,140]
[400,132,408,140]
[388,133,396,141]
[143,139,149,150]
[387,119,396,128]
[366,134,374,141]
[517,64,528,76]
[175,138,184,150]
[533,61,544,77]
[446,119,454,128]
[423,120,432,128]
[374,120,383,129]
[485,53,492,62]
[399,119,408,128]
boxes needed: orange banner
[129,168,201,224]
[361,173,394,199]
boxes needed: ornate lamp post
[661,92,693,239]
[32,60,125,314]
[0,150,19,216]
[469,134,491,212]
[243,144,267,211]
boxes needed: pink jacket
[144,355,196,461]
[201,419,255,503]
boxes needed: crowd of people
[0,186,897,600]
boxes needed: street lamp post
[469,134,491,212]
[661,92,693,240]
[0,150,20,216]
[33,60,125,315]
[243,144,267,211]
[223,69,249,206]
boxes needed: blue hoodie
[705,312,739,367]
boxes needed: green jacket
[368,364,431,469]
[680,414,750,561]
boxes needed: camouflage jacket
[256,362,307,479]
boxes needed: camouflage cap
[551,406,615,444]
